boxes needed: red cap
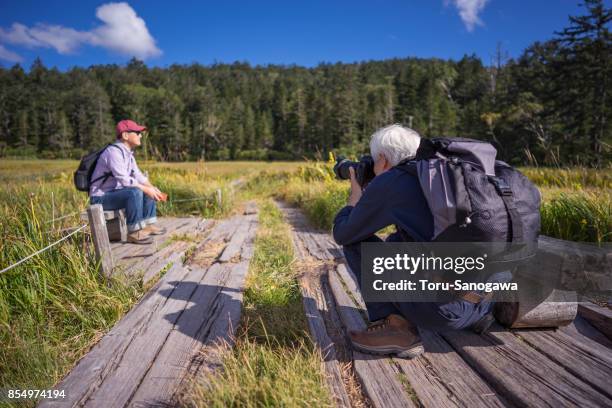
[116,119,147,137]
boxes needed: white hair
[369,124,421,166]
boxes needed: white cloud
[0,44,23,62]
[447,0,490,32]
[89,3,161,58]
[0,2,161,60]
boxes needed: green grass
[274,163,611,243]
[0,160,302,402]
[540,191,611,244]
[0,185,143,399]
[182,199,333,407]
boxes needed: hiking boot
[349,314,424,359]
[127,229,154,245]
[143,224,167,235]
[471,312,495,334]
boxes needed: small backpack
[73,144,122,192]
[398,137,541,243]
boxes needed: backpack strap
[488,176,524,242]
[90,144,124,185]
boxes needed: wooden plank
[560,315,612,349]
[512,327,612,398]
[39,263,191,408]
[328,268,417,408]
[128,263,235,406]
[87,204,114,278]
[332,266,505,408]
[121,240,189,282]
[578,302,612,341]
[441,325,612,407]
[533,236,611,292]
[280,203,354,408]
[129,210,258,406]
[218,214,257,262]
[84,264,208,407]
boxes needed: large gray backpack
[399,138,541,243]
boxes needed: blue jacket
[333,166,434,245]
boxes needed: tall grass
[0,160,299,399]
[183,200,333,407]
[275,163,611,243]
[0,183,143,396]
[540,190,611,244]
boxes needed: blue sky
[0,1,596,70]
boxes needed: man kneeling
[89,119,167,244]
[333,125,494,359]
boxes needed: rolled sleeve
[106,148,136,188]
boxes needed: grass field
[0,158,610,405]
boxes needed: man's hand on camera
[348,167,362,206]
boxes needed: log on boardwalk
[578,302,612,341]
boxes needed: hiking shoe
[143,224,167,235]
[349,314,424,359]
[127,229,154,244]
[471,312,495,334]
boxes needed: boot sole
[351,341,424,359]
[127,239,154,245]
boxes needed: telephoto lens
[333,155,375,187]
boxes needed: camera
[333,155,376,187]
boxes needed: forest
[0,0,609,166]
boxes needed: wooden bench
[81,207,127,242]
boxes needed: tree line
[0,0,609,166]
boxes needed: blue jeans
[343,234,494,332]
[90,187,157,232]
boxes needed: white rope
[45,211,82,224]
[0,224,88,275]
[170,196,209,203]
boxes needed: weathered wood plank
[39,263,192,408]
[578,302,612,341]
[332,266,505,408]
[128,263,239,407]
[560,315,612,349]
[129,209,258,407]
[84,264,206,407]
[218,214,257,262]
[328,268,417,408]
[512,327,612,398]
[123,240,189,282]
[534,236,611,293]
[280,203,354,408]
[87,204,114,278]
[442,325,612,407]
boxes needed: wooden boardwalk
[40,203,258,408]
[277,201,612,408]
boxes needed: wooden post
[87,204,114,278]
[215,188,223,209]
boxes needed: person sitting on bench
[89,119,167,244]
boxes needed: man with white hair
[333,124,494,359]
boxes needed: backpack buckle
[489,176,512,196]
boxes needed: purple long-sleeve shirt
[89,142,148,197]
